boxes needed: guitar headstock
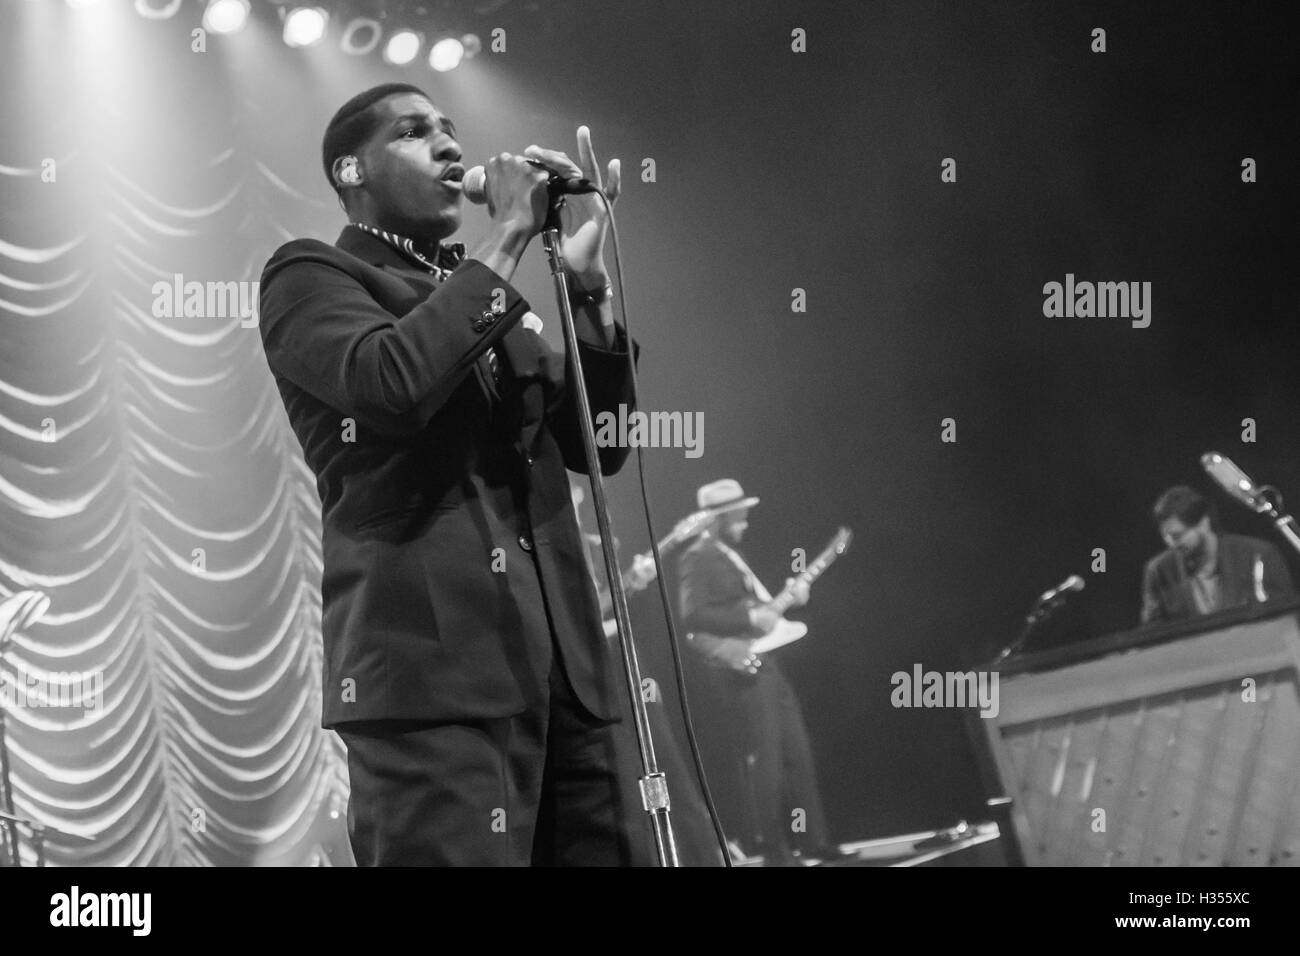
[669,509,715,545]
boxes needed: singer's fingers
[522,144,582,179]
[575,126,602,187]
[605,157,621,203]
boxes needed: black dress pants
[337,649,656,866]
[687,658,830,858]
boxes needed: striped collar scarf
[353,221,502,385]
[353,222,465,280]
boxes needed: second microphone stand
[995,593,1071,663]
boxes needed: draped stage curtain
[0,3,355,866]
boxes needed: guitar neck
[621,512,719,591]
[770,539,846,614]
[621,561,645,591]
[621,531,685,591]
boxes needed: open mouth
[438,166,464,195]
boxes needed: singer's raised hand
[523,126,620,289]
[465,152,553,283]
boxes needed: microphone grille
[1201,451,1264,510]
[462,165,487,203]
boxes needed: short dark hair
[321,83,433,194]
[1153,485,1217,530]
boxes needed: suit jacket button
[518,534,533,552]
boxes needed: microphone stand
[0,708,14,867]
[995,594,1069,663]
[538,198,680,867]
[0,809,90,867]
[0,592,63,867]
[0,811,48,867]
[0,622,18,866]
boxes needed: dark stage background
[1,0,1297,862]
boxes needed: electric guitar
[694,526,853,669]
[623,508,716,592]
[600,509,718,637]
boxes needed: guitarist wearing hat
[678,479,837,864]
[568,479,726,865]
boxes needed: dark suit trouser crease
[337,648,656,867]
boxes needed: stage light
[429,37,464,72]
[461,34,482,59]
[134,0,183,18]
[340,16,381,56]
[383,30,422,66]
[283,6,328,48]
[203,0,249,34]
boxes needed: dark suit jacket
[678,535,765,640]
[1140,532,1296,625]
[258,224,636,727]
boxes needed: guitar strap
[712,537,774,603]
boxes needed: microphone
[1037,574,1085,606]
[997,573,1086,661]
[1202,452,1269,513]
[462,159,601,205]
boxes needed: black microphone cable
[576,190,734,867]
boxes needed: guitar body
[690,620,807,677]
[688,526,852,674]
[748,618,808,654]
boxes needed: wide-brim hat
[697,478,759,516]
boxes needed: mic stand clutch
[537,200,680,867]
[1252,490,1300,558]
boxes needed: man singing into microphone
[257,83,651,865]
[1140,485,1295,625]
